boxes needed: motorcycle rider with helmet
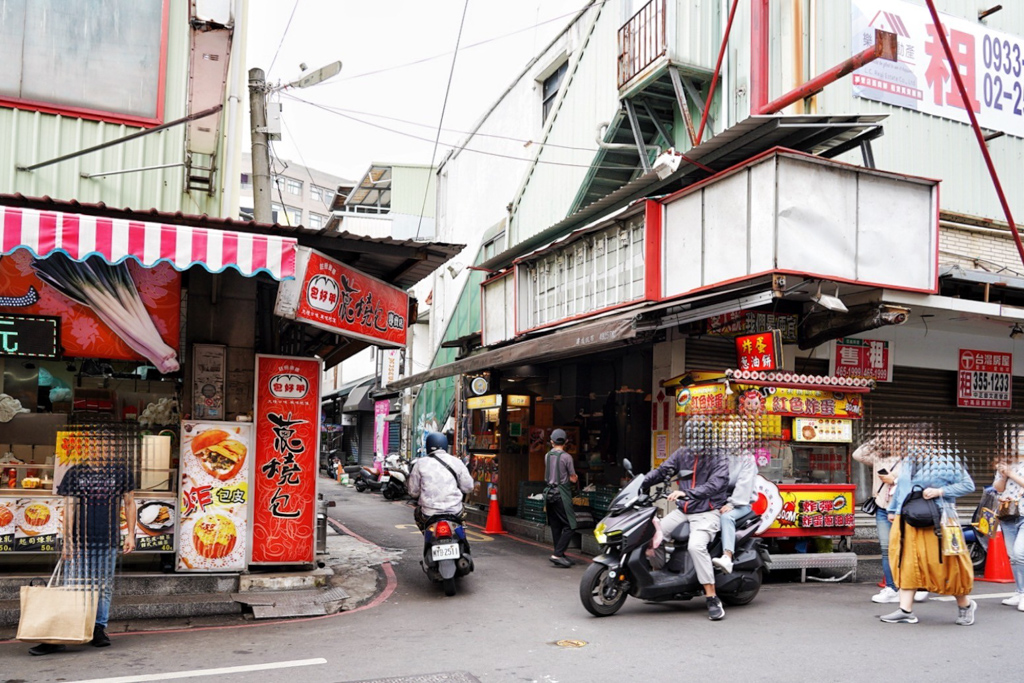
[641,417,730,620]
[408,432,474,530]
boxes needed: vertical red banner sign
[251,354,322,564]
[736,330,784,372]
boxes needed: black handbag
[860,482,885,516]
[901,485,942,529]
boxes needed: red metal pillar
[922,0,1024,271]
[750,0,770,115]
[757,30,897,114]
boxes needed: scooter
[381,453,411,500]
[580,470,770,617]
[354,453,387,493]
[419,512,474,596]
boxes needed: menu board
[124,498,176,552]
[251,355,321,565]
[176,421,253,572]
[0,497,64,552]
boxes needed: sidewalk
[0,518,390,640]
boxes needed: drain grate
[347,673,481,683]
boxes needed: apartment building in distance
[238,152,350,229]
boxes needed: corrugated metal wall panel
[511,3,623,246]
[669,0,722,72]
[0,0,222,216]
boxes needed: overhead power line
[268,0,301,77]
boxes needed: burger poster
[0,498,64,552]
[176,421,253,572]
[251,354,322,565]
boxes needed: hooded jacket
[642,446,730,513]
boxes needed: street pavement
[2,474,1022,683]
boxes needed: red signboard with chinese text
[958,348,1012,410]
[830,337,893,382]
[293,249,408,348]
[736,330,783,372]
[176,421,253,572]
[251,355,322,564]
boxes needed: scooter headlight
[594,522,607,545]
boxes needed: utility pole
[248,67,272,224]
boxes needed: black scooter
[419,513,474,596]
[580,470,770,617]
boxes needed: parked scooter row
[354,452,413,500]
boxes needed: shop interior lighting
[1010,323,1023,339]
[810,283,848,313]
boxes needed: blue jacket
[887,455,975,515]
[642,447,730,513]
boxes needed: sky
[245,0,591,183]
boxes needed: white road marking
[931,592,1017,602]
[67,658,327,683]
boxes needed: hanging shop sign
[0,314,59,359]
[737,386,865,419]
[707,311,798,343]
[852,0,1024,139]
[761,484,858,537]
[467,394,502,410]
[793,418,854,443]
[507,395,530,407]
[735,330,783,372]
[957,348,1012,410]
[176,421,253,572]
[675,384,734,415]
[0,250,181,370]
[829,337,894,382]
[274,247,408,348]
[251,355,322,565]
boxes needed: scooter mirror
[622,458,633,476]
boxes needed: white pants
[662,508,721,586]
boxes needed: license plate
[379,475,390,483]
[431,542,461,561]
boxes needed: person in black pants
[544,429,578,568]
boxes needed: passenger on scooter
[408,432,474,530]
[641,418,730,621]
[711,447,758,576]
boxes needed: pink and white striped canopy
[0,206,297,280]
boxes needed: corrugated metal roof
[0,193,463,289]
[482,114,887,272]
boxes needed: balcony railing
[617,0,667,89]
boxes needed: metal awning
[387,311,640,391]
[0,205,296,280]
[342,378,376,412]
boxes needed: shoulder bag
[17,560,97,645]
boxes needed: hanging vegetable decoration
[32,255,180,374]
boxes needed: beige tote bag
[17,560,97,645]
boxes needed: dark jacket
[642,447,730,513]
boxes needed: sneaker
[880,608,918,624]
[871,587,900,604]
[1001,593,1022,606]
[1018,599,1024,613]
[955,599,977,626]
[91,624,111,648]
[711,556,734,574]
[706,596,725,621]
[28,643,67,656]
[913,590,929,603]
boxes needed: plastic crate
[518,481,548,520]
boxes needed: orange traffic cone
[483,484,507,535]
[978,528,1014,583]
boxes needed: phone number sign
[852,0,1024,139]
[958,349,1012,409]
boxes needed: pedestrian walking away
[29,447,136,656]
[992,448,1024,611]
[543,429,578,569]
[881,426,976,626]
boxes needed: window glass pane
[310,186,323,201]
[287,179,303,195]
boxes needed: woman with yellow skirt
[882,444,975,625]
